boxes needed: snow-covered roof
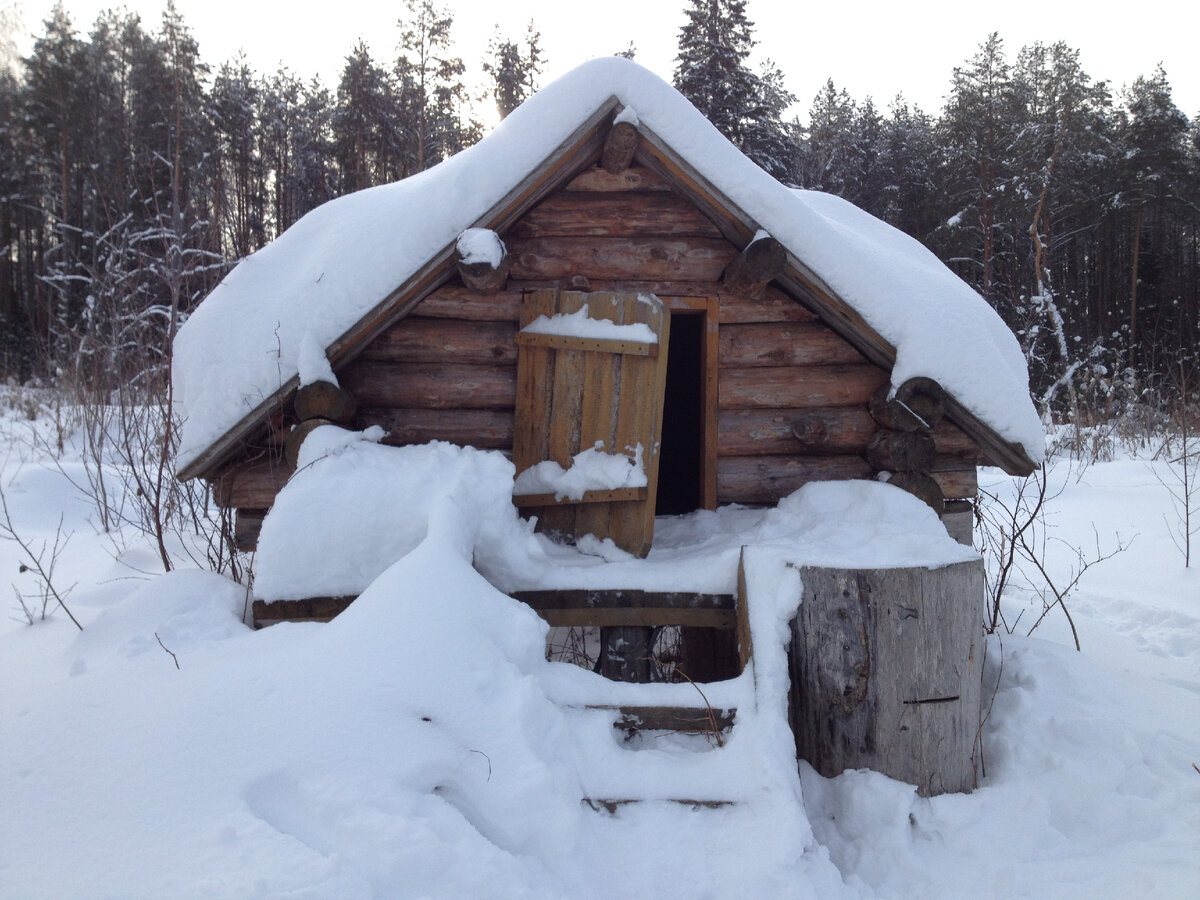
[173,57,1043,477]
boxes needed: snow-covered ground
[1,398,1197,898]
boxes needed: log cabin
[173,59,1044,794]
[176,60,1038,635]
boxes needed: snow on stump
[789,559,984,796]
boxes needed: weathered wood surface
[718,322,867,368]
[718,288,817,323]
[252,595,354,628]
[931,465,979,500]
[339,361,516,409]
[563,164,671,192]
[514,330,658,357]
[363,407,514,450]
[942,500,975,546]
[722,234,786,298]
[512,290,670,557]
[599,625,656,682]
[865,429,937,473]
[507,236,735,282]
[513,589,736,629]
[233,508,266,553]
[511,191,722,239]
[213,461,294,509]
[883,471,946,511]
[511,487,647,508]
[456,244,510,293]
[736,550,753,669]
[868,377,948,432]
[718,365,888,410]
[600,120,639,173]
[598,705,736,733]
[293,380,357,424]
[718,407,876,456]
[789,560,985,796]
[678,626,741,682]
[717,455,874,505]
[717,407,981,460]
[409,286,522,321]
[359,318,519,365]
[931,420,982,457]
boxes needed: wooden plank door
[512,290,670,557]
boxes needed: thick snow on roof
[173,57,1043,472]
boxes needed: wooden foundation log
[868,377,948,432]
[722,234,786,298]
[789,559,985,796]
[294,380,357,424]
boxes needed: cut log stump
[789,559,985,796]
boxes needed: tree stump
[789,559,984,796]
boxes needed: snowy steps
[569,703,743,814]
[594,704,736,736]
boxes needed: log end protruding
[294,379,357,425]
[284,416,336,469]
[600,120,639,174]
[455,228,510,292]
[865,428,937,472]
[868,377,947,432]
[882,470,945,512]
[722,233,786,298]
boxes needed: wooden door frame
[665,296,718,511]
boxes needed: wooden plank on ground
[593,705,737,733]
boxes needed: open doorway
[655,310,704,515]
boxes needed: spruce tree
[673,0,793,179]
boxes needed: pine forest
[1,0,1197,429]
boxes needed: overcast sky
[12,0,1199,122]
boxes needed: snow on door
[511,290,670,557]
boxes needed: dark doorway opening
[656,312,703,515]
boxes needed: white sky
[11,0,1200,122]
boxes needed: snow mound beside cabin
[173,57,1043,474]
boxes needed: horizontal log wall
[211,166,987,539]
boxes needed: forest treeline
[1,0,1197,421]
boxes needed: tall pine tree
[673,0,793,178]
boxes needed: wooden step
[582,798,736,814]
[587,704,736,737]
[513,589,736,628]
